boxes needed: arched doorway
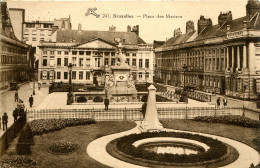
[93,72,101,86]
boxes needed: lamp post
[67,63,73,105]
[182,64,188,103]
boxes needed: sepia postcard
[0,0,259,168]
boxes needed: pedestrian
[223,97,228,107]
[2,112,8,131]
[14,90,19,102]
[13,108,18,122]
[104,98,109,111]
[141,101,147,119]
[216,97,221,108]
[29,95,34,108]
[38,83,41,90]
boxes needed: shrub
[253,136,260,145]
[0,156,37,168]
[194,116,259,128]
[115,132,227,163]
[93,96,103,102]
[48,140,78,155]
[16,124,34,155]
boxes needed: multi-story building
[0,2,32,89]
[38,25,153,85]
[155,0,260,100]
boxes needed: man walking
[13,108,18,122]
[2,112,8,131]
[216,97,221,108]
[14,90,19,102]
[223,97,228,107]
[29,95,34,108]
[104,98,109,111]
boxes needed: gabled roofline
[72,37,117,47]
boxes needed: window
[105,52,110,56]
[50,59,54,66]
[145,59,149,68]
[139,59,143,68]
[57,72,61,79]
[26,23,35,28]
[132,72,137,80]
[111,58,115,65]
[79,58,83,67]
[72,51,77,55]
[145,72,149,80]
[64,72,68,79]
[132,59,136,66]
[64,51,69,55]
[72,71,76,80]
[24,29,29,35]
[40,30,44,36]
[72,57,77,66]
[139,72,142,80]
[132,53,136,56]
[86,59,90,66]
[79,51,84,55]
[111,52,115,56]
[86,72,90,80]
[25,37,28,41]
[105,58,109,65]
[79,71,83,80]
[32,37,36,41]
[50,51,54,55]
[126,58,130,65]
[43,51,47,55]
[126,53,130,56]
[57,51,61,55]
[64,58,68,66]
[40,38,44,41]
[57,58,61,66]
[95,58,101,67]
[86,51,91,55]
[43,59,47,66]
[32,30,37,35]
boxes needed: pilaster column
[211,49,213,71]
[243,45,247,68]
[226,47,229,69]
[248,42,255,72]
[237,46,240,69]
[231,46,234,69]
[215,49,217,70]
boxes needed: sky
[6,0,248,43]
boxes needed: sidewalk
[0,82,49,136]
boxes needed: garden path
[87,121,260,168]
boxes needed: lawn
[1,119,258,168]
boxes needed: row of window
[1,46,27,55]
[24,29,52,36]
[1,55,27,64]
[25,23,53,29]
[40,71,149,81]
[42,57,150,68]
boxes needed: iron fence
[26,106,259,121]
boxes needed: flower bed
[48,140,78,155]
[253,136,260,145]
[114,132,227,164]
[194,116,259,128]
[29,118,96,135]
[0,156,37,168]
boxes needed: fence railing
[27,106,259,121]
[0,116,26,157]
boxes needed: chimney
[109,25,116,32]
[186,20,195,34]
[218,11,232,26]
[246,0,260,19]
[174,28,182,37]
[131,25,139,35]
[127,25,131,32]
[197,15,212,34]
[78,23,82,31]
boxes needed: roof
[161,32,195,48]
[55,29,146,45]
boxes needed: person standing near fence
[14,90,19,102]
[2,112,8,131]
[29,95,34,108]
[13,108,18,122]
[38,83,41,90]
[223,97,228,107]
[141,101,147,119]
[216,97,221,108]
[104,98,109,111]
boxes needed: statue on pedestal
[115,42,128,66]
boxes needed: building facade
[0,2,32,89]
[38,25,153,85]
[155,0,260,100]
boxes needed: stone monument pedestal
[139,85,163,132]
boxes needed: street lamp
[182,64,188,103]
[67,63,73,105]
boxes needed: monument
[139,84,163,131]
[105,42,137,102]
